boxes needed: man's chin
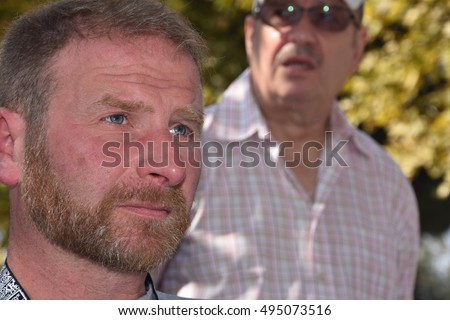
[82,222,187,272]
[75,238,175,273]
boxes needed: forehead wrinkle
[95,94,155,113]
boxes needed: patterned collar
[0,261,29,300]
[0,260,158,300]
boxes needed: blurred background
[0,0,449,299]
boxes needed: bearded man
[0,0,206,300]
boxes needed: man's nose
[134,134,187,187]
[283,11,318,44]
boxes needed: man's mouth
[282,56,316,70]
[117,203,170,220]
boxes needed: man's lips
[117,203,170,220]
[274,43,321,72]
[281,56,317,70]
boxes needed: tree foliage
[0,0,449,297]
[343,0,450,198]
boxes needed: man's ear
[244,15,256,64]
[0,107,26,187]
[350,26,368,74]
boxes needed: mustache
[98,183,186,215]
[274,43,322,67]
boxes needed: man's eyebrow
[95,94,154,113]
[174,107,205,128]
[95,94,204,127]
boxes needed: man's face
[21,35,203,272]
[245,0,367,109]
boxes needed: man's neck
[260,101,332,145]
[7,211,148,299]
[257,98,334,201]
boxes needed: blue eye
[169,124,192,136]
[104,114,127,125]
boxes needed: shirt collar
[204,69,270,141]
[0,261,29,300]
[329,101,371,158]
[140,274,159,300]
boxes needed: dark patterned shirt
[0,262,28,300]
[0,260,182,300]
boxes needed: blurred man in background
[157,0,420,299]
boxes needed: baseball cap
[253,0,365,10]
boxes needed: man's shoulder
[353,128,391,158]
[202,97,256,142]
[352,127,411,181]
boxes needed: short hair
[0,0,207,125]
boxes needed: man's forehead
[51,35,198,78]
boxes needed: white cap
[344,0,364,9]
[253,0,364,10]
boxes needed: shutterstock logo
[101,132,349,169]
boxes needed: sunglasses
[252,3,360,32]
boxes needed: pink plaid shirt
[156,70,420,299]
